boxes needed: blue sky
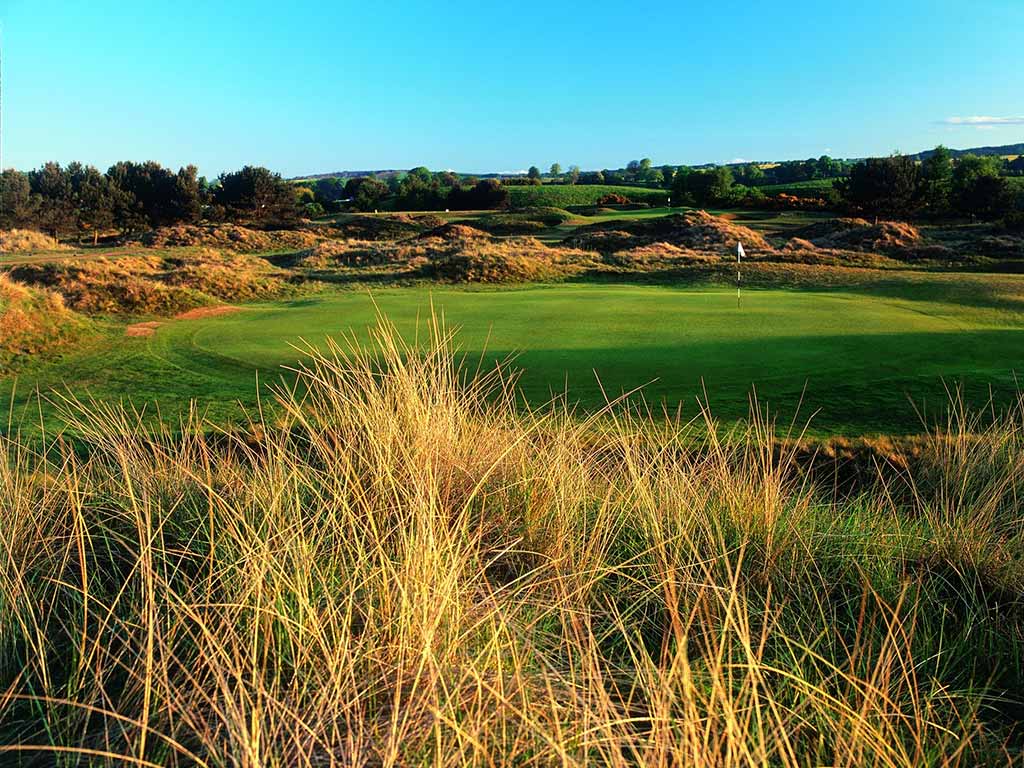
[1,0,1022,177]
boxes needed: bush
[1001,211,1024,234]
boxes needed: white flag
[737,242,745,261]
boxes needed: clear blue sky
[2,0,1022,178]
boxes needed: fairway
[9,282,1024,436]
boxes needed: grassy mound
[0,275,87,365]
[567,210,771,252]
[137,223,324,252]
[470,207,575,235]
[0,229,70,253]
[605,241,720,267]
[791,218,924,252]
[331,213,447,241]
[975,234,1024,259]
[418,236,590,282]
[417,222,490,241]
[9,249,296,314]
[289,239,398,268]
[1,318,1022,764]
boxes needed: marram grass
[1,311,1022,766]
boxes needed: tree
[836,155,922,218]
[638,158,653,181]
[314,177,348,211]
[549,163,561,178]
[0,169,38,229]
[293,186,316,205]
[661,165,676,189]
[952,155,1013,220]
[670,166,733,206]
[447,178,509,210]
[813,155,842,180]
[735,163,765,186]
[566,165,580,185]
[670,167,694,204]
[216,166,298,225]
[344,176,389,211]
[604,169,624,185]
[29,162,77,238]
[406,166,433,184]
[437,171,460,188]
[527,166,541,181]
[106,160,199,228]
[395,173,444,210]
[921,145,953,216]
[70,164,119,243]
[580,170,604,185]
[171,165,203,224]
[707,166,734,203]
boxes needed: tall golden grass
[1,312,1021,766]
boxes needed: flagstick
[736,241,744,310]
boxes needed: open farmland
[506,183,667,207]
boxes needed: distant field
[507,184,667,208]
[759,178,841,197]
[7,279,1024,437]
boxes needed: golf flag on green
[737,242,745,307]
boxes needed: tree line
[0,161,300,240]
[663,147,1022,222]
[837,148,1021,221]
[296,168,511,213]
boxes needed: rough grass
[290,225,598,283]
[789,218,923,252]
[330,213,448,241]
[8,249,301,315]
[567,210,771,253]
[469,207,575,235]
[1,314,1022,765]
[0,229,70,253]
[136,223,326,252]
[0,275,88,365]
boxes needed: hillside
[909,142,1024,161]
[291,143,1024,182]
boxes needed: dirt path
[125,305,244,337]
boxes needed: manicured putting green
[9,283,1024,435]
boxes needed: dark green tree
[216,166,298,225]
[952,155,1014,220]
[344,176,389,211]
[836,155,922,218]
[920,145,953,216]
[406,166,433,184]
[0,169,38,229]
[29,162,77,238]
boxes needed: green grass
[759,178,842,197]
[506,184,667,208]
[7,279,1024,436]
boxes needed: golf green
[7,283,1024,435]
